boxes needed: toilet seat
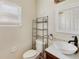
[23,50,38,58]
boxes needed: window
[0,1,21,26]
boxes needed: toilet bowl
[23,39,44,59]
[23,49,40,59]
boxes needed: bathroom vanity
[45,41,79,59]
[45,51,59,59]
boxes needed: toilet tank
[36,39,46,52]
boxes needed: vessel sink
[53,41,78,54]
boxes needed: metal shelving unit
[32,19,37,49]
[32,16,48,58]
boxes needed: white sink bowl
[53,41,78,55]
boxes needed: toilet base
[23,54,40,59]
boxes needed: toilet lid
[23,50,37,58]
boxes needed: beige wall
[36,0,49,17]
[0,0,36,59]
[36,0,55,34]
[36,0,79,41]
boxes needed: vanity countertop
[45,41,79,59]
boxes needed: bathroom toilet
[23,39,44,59]
[23,49,40,59]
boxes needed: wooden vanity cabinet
[45,51,59,59]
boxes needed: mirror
[55,3,79,35]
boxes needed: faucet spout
[68,40,74,43]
